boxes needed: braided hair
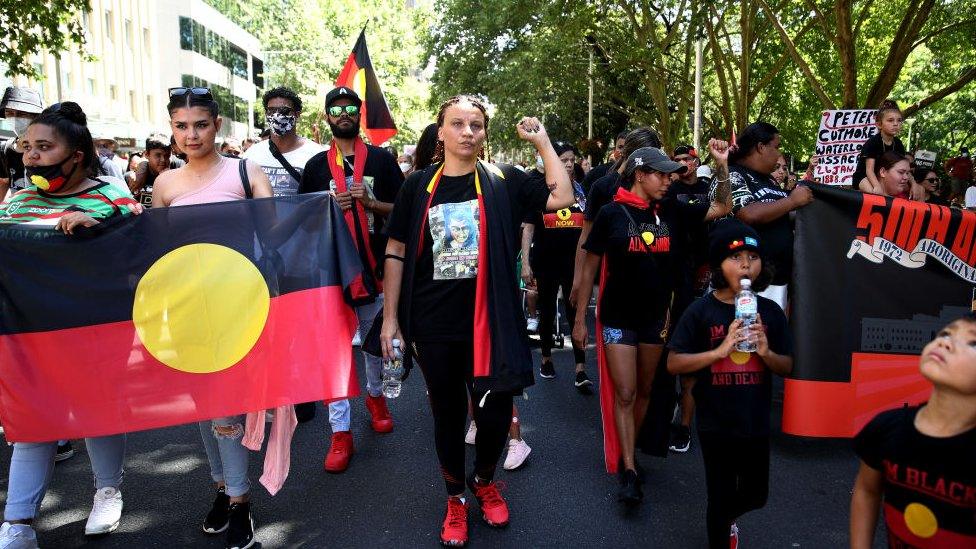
[432,95,490,163]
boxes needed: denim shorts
[601,321,666,347]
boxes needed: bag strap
[616,202,650,253]
[268,140,303,184]
[238,159,253,199]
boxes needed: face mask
[26,152,77,192]
[11,117,30,136]
[399,162,411,173]
[266,112,296,136]
[98,147,114,159]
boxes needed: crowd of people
[0,82,972,549]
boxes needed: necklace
[187,154,224,183]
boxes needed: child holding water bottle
[667,219,793,549]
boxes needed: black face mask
[26,152,77,192]
[328,119,359,139]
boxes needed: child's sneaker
[503,439,531,470]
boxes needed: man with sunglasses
[299,86,404,474]
[241,86,324,198]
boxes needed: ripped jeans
[198,415,249,497]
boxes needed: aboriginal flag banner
[786,185,969,437]
[0,194,361,442]
[336,28,397,145]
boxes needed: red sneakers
[466,476,509,528]
[324,431,354,473]
[364,395,394,433]
[440,497,468,547]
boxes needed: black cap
[623,147,687,179]
[553,141,578,156]
[325,86,362,109]
[708,219,762,267]
[0,86,43,117]
[673,144,698,158]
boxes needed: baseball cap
[553,141,578,156]
[708,219,761,267]
[673,144,698,158]
[623,147,688,179]
[325,86,362,109]
[0,86,44,117]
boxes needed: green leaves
[0,0,92,79]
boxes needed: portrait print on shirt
[429,199,479,280]
[331,175,378,232]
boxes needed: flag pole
[693,37,703,151]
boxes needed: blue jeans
[198,415,250,497]
[4,434,126,521]
[329,296,384,433]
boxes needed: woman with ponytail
[381,95,573,546]
[0,102,142,546]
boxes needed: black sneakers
[225,501,255,549]
[618,470,643,506]
[669,424,691,453]
[574,371,593,394]
[540,360,556,379]
[202,487,230,534]
[55,440,75,462]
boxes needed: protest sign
[813,109,877,186]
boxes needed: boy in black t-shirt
[668,219,793,549]
[850,314,976,549]
[853,99,906,192]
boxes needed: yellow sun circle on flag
[557,208,572,220]
[132,243,270,374]
[731,351,751,364]
[904,502,938,538]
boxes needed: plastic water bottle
[382,339,404,399]
[735,279,758,353]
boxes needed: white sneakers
[0,522,38,549]
[503,439,531,470]
[525,317,539,332]
[84,487,123,535]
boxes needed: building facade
[1,0,263,148]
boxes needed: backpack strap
[238,159,253,199]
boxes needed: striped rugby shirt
[0,181,137,227]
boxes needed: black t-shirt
[669,293,791,437]
[300,145,404,264]
[668,176,714,304]
[926,194,949,207]
[852,134,906,189]
[529,181,586,277]
[729,164,793,285]
[584,171,621,221]
[387,164,550,341]
[582,161,613,193]
[0,139,28,192]
[854,405,976,547]
[583,197,708,329]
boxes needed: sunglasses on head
[168,87,213,100]
[328,105,360,117]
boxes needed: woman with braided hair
[381,95,573,546]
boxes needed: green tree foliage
[205,0,434,148]
[425,0,975,160]
[0,0,91,79]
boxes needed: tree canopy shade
[205,0,434,148]
[0,0,91,79]
[424,0,976,160]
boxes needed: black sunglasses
[168,87,213,100]
[922,176,940,184]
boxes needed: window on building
[177,17,252,81]
[124,19,133,48]
[87,78,95,96]
[104,10,114,42]
[146,95,153,119]
[110,85,118,100]
[130,90,137,119]
[33,63,46,98]
[81,10,90,30]
[179,16,192,50]
[252,57,264,88]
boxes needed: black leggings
[414,341,514,495]
[698,431,770,548]
[536,270,586,363]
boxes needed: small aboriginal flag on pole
[0,194,362,442]
[336,27,398,145]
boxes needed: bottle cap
[392,338,401,348]
[740,278,751,288]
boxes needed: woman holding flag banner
[381,95,573,547]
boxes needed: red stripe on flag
[0,286,358,442]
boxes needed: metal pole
[587,50,594,166]
[693,38,703,151]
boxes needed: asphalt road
[0,334,883,548]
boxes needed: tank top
[170,158,246,207]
